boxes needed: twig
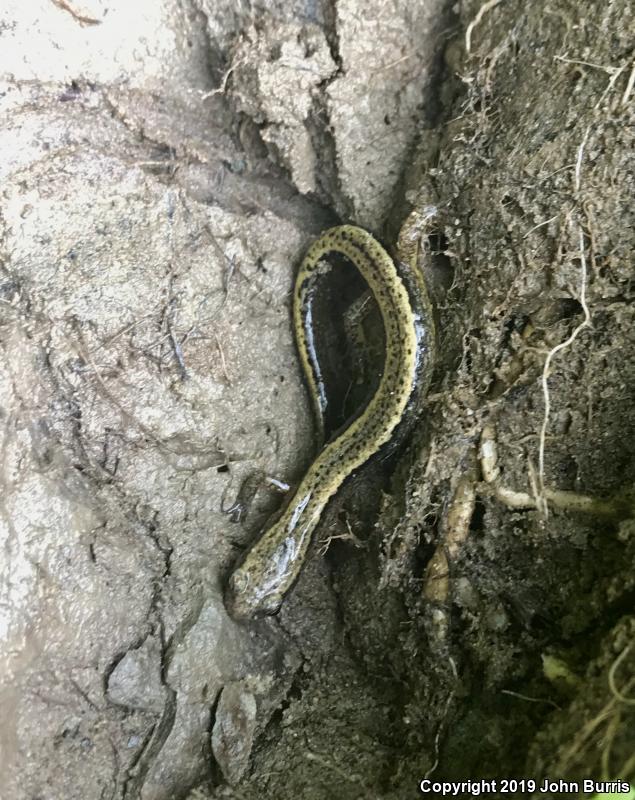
[465,0,504,55]
[212,328,231,385]
[622,61,635,107]
[422,691,455,779]
[608,643,635,706]
[554,56,628,110]
[537,131,592,516]
[554,56,621,74]
[535,52,631,514]
[600,712,621,781]
[318,518,364,556]
[167,299,188,381]
[50,0,101,25]
[202,56,247,99]
[501,689,561,710]
[479,425,620,518]
[537,225,591,517]
[523,215,558,239]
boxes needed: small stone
[211,683,258,785]
[107,636,166,713]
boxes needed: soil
[0,1,633,800]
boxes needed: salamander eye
[260,595,282,616]
[230,569,249,595]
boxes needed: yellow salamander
[226,216,436,619]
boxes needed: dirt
[0,1,633,800]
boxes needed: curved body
[226,223,435,619]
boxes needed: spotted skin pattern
[226,222,435,619]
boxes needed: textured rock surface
[2,0,633,799]
[211,682,258,784]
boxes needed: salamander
[225,212,436,619]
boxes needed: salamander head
[224,505,309,621]
[225,562,284,621]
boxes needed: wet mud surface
[0,1,633,799]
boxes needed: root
[480,424,625,519]
[465,0,505,55]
